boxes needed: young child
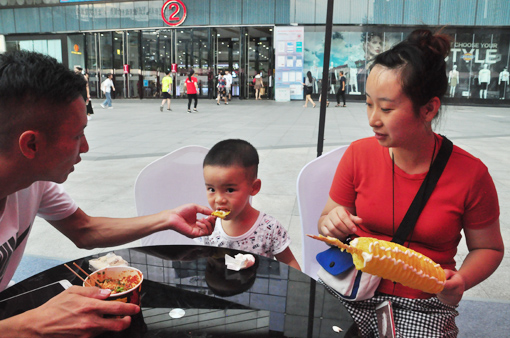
[194,139,301,271]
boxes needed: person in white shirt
[0,50,215,338]
[100,73,115,108]
[224,70,233,101]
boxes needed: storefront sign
[123,64,130,74]
[171,63,178,73]
[71,44,81,55]
[161,0,187,27]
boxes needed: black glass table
[0,245,353,337]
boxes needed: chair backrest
[135,145,209,246]
[297,145,349,280]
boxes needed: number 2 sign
[161,0,187,26]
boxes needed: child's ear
[251,178,262,196]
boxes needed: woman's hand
[318,199,361,240]
[437,269,465,306]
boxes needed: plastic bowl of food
[83,266,143,305]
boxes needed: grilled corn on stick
[308,234,445,294]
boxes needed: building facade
[1,0,509,104]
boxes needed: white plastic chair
[296,145,349,280]
[135,145,209,246]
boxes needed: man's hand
[1,286,139,338]
[166,203,215,238]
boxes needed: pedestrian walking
[160,71,172,111]
[335,71,347,107]
[100,73,115,109]
[186,69,199,113]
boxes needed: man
[100,73,115,109]
[224,70,233,101]
[0,50,215,337]
[160,70,172,111]
[335,71,347,107]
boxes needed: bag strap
[391,135,453,245]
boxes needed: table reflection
[0,245,353,337]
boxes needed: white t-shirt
[102,78,114,93]
[0,182,77,291]
[224,73,233,87]
[194,212,291,259]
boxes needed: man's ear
[420,96,440,122]
[251,178,262,196]
[18,131,40,159]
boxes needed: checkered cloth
[319,279,459,337]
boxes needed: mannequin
[448,65,459,97]
[498,67,509,100]
[349,67,360,94]
[478,64,491,99]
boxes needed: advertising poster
[303,31,402,96]
[274,26,304,101]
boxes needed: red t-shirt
[185,76,198,95]
[329,136,499,299]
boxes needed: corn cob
[308,234,445,294]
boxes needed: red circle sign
[161,0,187,27]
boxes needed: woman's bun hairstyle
[371,29,451,112]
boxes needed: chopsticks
[63,263,100,287]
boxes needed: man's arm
[0,286,138,338]
[49,204,215,249]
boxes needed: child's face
[203,165,259,220]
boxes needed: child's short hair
[204,139,259,179]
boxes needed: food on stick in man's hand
[211,210,230,219]
[308,234,446,294]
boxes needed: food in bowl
[84,266,143,304]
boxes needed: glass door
[112,31,125,98]
[244,27,273,99]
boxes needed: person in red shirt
[185,69,198,113]
[318,30,503,337]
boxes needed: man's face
[40,97,89,183]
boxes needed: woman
[318,29,503,337]
[254,72,264,100]
[185,68,198,113]
[303,71,315,108]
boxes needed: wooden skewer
[73,262,101,287]
[64,263,93,287]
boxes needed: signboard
[161,0,187,27]
[123,64,130,74]
[171,63,178,73]
[274,26,304,101]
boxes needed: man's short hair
[204,139,259,179]
[0,50,87,151]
